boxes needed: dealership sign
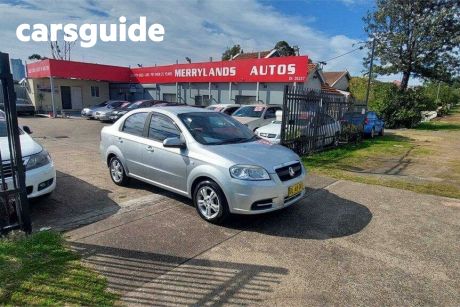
[27,56,308,84]
[131,56,308,83]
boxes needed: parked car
[95,101,131,122]
[81,100,128,119]
[206,104,241,115]
[109,100,185,122]
[109,100,162,122]
[232,104,282,131]
[0,98,35,116]
[256,111,341,146]
[363,111,384,138]
[0,111,56,198]
[339,111,366,142]
[100,106,306,223]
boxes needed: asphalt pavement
[20,116,460,306]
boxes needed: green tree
[28,54,44,61]
[364,0,460,90]
[222,44,242,60]
[274,41,296,56]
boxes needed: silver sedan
[100,106,306,223]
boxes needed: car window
[127,101,144,109]
[223,107,238,115]
[265,107,280,119]
[233,106,266,118]
[148,113,181,141]
[108,101,124,109]
[122,112,148,136]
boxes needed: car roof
[239,104,281,107]
[208,104,240,107]
[137,106,216,115]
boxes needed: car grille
[259,133,277,138]
[0,160,26,180]
[0,163,13,179]
[275,162,302,181]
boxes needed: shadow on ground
[223,187,372,240]
[30,171,120,230]
[71,242,288,306]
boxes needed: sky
[0,0,409,83]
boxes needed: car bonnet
[0,133,43,161]
[201,140,299,173]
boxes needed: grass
[0,231,118,306]
[302,134,460,199]
[415,121,460,131]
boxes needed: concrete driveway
[20,116,460,305]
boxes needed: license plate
[288,182,303,197]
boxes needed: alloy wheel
[196,186,220,219]
[110,159,124,183]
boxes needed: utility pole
[365,38,376,106]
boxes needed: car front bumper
[225,169,306,215]
[3,162,56,198]
[95,113,112,121]
[81,111,94,118]
[109,114,123,121]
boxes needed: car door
[141,112,188,193]
[117,112,149,177]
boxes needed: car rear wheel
[193,180,229,223]
[379,128,384,136]
[109,156,129,186]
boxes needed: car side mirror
[163,136,186,148]
[23,125,32,134]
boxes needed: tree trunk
[400,71,411,91]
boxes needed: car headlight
[229,165,270,180]
[26,150,52,171]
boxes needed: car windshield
[178,112,256,145]
[118,102,131,109]
[232,106,265,118]
[128,101,146,109]
[95,101,108,107]
[107,101,124,109]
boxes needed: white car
[206,104,241,115]
[0,114,56,198]
[256,111,341,147]
[232,104,282,131]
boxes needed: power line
[320,46,365,64]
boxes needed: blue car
[363,111,384,138]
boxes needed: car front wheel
[109,156,129,186]
[193,180,229,223]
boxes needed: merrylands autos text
[16,16,165,48]
[174,64,297,77]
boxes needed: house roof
[323,71,350,87]
[232,50,276,60]
[321,83,343,95]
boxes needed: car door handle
[146,146,154,152]
[118,137,123,143]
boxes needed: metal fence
[280,85,353,155]
[0,52,31,235]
